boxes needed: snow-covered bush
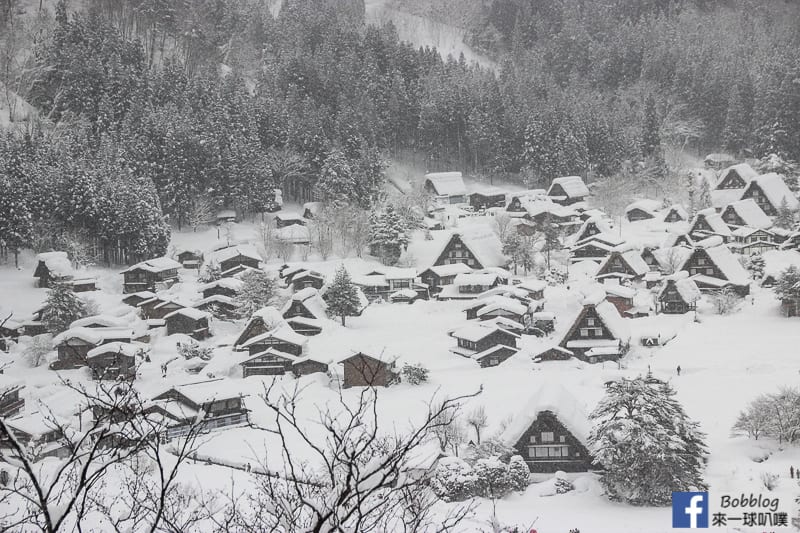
[430,457,478,502]
[711,288,742,315]
[733,388,800,444]
[176,340,213,361]
[554,471,575,494]
[24,335,52,367]
[401,362,429,385]
[545,267,567,286]
[507,455,530,491]
[473,457,514,498]
[199,261,222,283]
[745,253,765,280]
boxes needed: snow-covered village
[2,0,800,532]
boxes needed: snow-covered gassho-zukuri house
[678,237,751,296]
[546,176,589,206]
[122,257,181,294]
[86,341,141,380]
[740,172,800,216]
[449,323,519,367]
[281,287,327,336]
[657,272,701,314]
[501,384,594,473]
[536,290,631,364]
[689,208,733,243]
[624,199,661,222]
[148,379,249,440]
[462,294,531,323]
[241,325,308,357]
[406,227,507,273]
[720,199,772,230]
[594,249,649,284]
[207,245,263,277]
[164,308,211,340]
[51,327,134,370]
[233,307,286,349]
[424,171,467,204]
[469,186,507,210]
[201,278,243,299]
[419,263,473,294]
[662,204,688,223]
[716,163,758,190]
[438,272,502,300]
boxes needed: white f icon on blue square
[672,492,709,528]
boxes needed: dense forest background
[0,0,799,262]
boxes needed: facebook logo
[672,492,709,528]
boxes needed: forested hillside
[0,0,799,264]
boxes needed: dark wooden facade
[219,254,260,275]
[202,284,238,299]
[88,351,136,380]
[596,251,644,280]
[510,411,593,473]
[626,208,655,222]
[741,181,778,216]
[716,167,749,189]
[293,359,329,377]
[470,191,506,210]
[123,267,179,294]
[663,207,686,222]
[177,251,203,269]
[246,335,304,357]
[165,312,210,340]
[548,183,586,205]
[559,305,622,362]
[241,351,295,377]
[291,272,325,291]
[658,280,696,314]
[0,388,24,417]
[454,328,518,353]
[474,345,518,368]
[341,353,395,388]
[434,234,483,268]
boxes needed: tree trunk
[340,314,346,326]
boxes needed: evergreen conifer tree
[42,281,87,334]
[641,94,661,157]
[234,270,279,318]
[368,204,408,265]
[326,266,361,326]
[774,197,796,230]
[589,374,707,506]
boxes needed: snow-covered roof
[276,224,311,243]
[207,244,263,264]
[717,163,758,187]
[450,323,517,343]
[53,327,133,345]
[762,250,800,278]
[200,278,244,292]
[423,263,473,277]
[625,199,661,216]
[673,277,702,304]
[594,300,630,343]
[711,188,744,210]
[604,284,636,299]
[471,344,518,361]
[274,212,306,222]
[547,176,589,199]
[516,279,547,293]
[70,315,129,329]
[470,185,507,197]
[338,348,397,364]
[662,204,688,222]
[124,291,156,301]
[384,267,417,280]
[36,251,74,277]
[283,288,327,319]
[164,307,210,321]
[724,199,772,229]
[475,296,528,317]
[353,274,389,287]
[481,316,525,331]
[748,173,800,210]
[693,208,732,237]
[404,228,506,270]
[453,273,498,286]
[159,379,242,406]
[390,288,418,299]
[86,341,141,359]
[702,245,751,285]
[195,294,235,307]
[424,172,466,197]
[501,384,591,445]
[243,325,308,348]
[123,257,181,273]
[243,347,298,363]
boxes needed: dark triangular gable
[511,410,593,473]
[659,280,688,306]
[741,181,778,215]
[575,222,601,242]
[720,205,745,227]
[690,215,713,234]
[234,317,272,348]
[664,208,685,222]
[434,234,483,268]
[683,248,726,280]
[717,169,747,189]
[641,248,658,269]
[571,243,611,259]
[559,305,616,348]
[283,300,315,320]
[596,251,637,277]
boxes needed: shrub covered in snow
[745,253,765,280]
[400,362,429,385]
[430,457,478,502]
[711,288,742,315]
[176,339,213,361]
[199,261,222,283]
[508,456,531,491]
[553,471,575,494]
[24,335,52,367]
[473,457,514,498]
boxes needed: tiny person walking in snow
[791,466,794,479]
[677,365,681,376]
[161,363,167,377]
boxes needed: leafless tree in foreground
[0,379,206,532]
[213,382,478,532]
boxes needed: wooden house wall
[235,319,270,347]
[626,208,654,222]
[342,355,393,388]
[246,338,303,357]
[717,170,746,189]
[684,249,725,279]
[658,283,694,314]
[511,411,593,473]
[434,235,483,268]
[166,315,210,339]
[293,360,329,377]
[560,306,615,348]
[220,256,260,273]
[89,353,136,380]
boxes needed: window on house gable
[541,431,554,443]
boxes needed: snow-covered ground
[1,211,799,532]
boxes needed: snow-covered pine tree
[588,374,708,506]
[745,253,766,280]
[502,232,522,274]
[774,197,796,230]
[234,270,279,318]
[641,94,661,157]
[42,281,87,334]
[315,149,356,206]
[325,266,361,326]
[697,178,712,211]
[686,172,698,217]
[0,174,33,267]
[199,261,222,283]
[368,204,408,265]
